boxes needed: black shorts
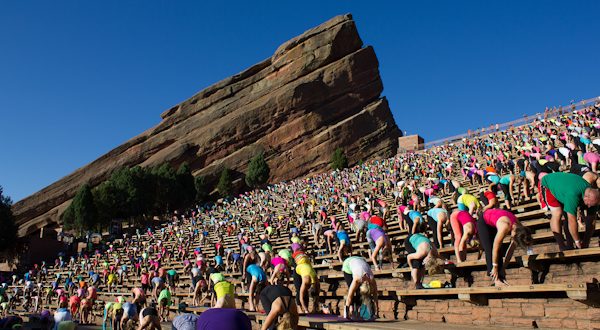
[404,236,424,269]
[499,183,511,201]
[256,280,266,294]
[135,294,146,303]
[571,163,590,176]
[142,307,158,318]
[292,271,302,304]
[343,272,353,287]
[191,276,200,289]
[447,182,456,193]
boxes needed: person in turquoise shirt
[404,233,443,289]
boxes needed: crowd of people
[1,99,600,330]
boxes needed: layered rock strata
[13,14,401,236]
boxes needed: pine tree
[216,167,233,198]
[176,162,196,208]
[0,186,17,251]
[69,183,98,234]
[330,148,349,170]
[194,176,210,202]
[245,153,270,188]
[150,163,179,213]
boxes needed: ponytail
[277,311,298,330]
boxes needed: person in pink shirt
[449,210,477,263]
[140,271,150,293]
[269,256,290,285]
[478,209,532,286]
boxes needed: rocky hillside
[12,14,401,237]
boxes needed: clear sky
[1,1,599,202]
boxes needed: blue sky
[1,1,599,201]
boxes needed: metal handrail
[408,96,600,151]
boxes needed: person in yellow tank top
[212,279,235,308]
[295,262,319,314]
[456,192,480,215]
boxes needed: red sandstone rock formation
[12,14,401,237]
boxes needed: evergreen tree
[194,175,210,202]
[128,166,155,216]
[92,180,124,229]
[91,166,155,230]
[330,147,349,170]
[216,167,233,198]
[176,162,196,208]
[109,166,154,217]
[69,183,98,234]
[245,153,270,188]
[150,163,179,213]
[61,202,75,231]
[0,186,17,251]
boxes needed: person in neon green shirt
[157,288,172,322]
[261,243,272,252]
[211,281,235,308]
[209,272,225,286]
[210,275,235,308]
[456,193,480,215]
[110,303,124,330]
[266,226,274,237]
[278,249,292,261]
[341,256,378,319]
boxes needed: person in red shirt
[68,295,81,319]
[479,189,498,211]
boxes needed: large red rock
[12,14,401,237]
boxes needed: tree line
[61,152,273,235]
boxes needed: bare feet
[494,279,509,287]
